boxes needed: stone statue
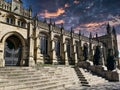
[93,45,101,65]
[107,49,116,71]
[83,44,88,61]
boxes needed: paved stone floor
[68,82,120,90]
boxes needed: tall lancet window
[40,34,48,55]
[55,38,60,56]
[76,41,79,58]
[66,39,71,58]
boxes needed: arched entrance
[4,35,22,66]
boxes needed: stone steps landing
[0,66,80,90]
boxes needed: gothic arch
[1,32,27,66]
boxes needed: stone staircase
[74,67,90,87]
[79,68,108,86]
[74,67,108,87]
[0,66,80,90]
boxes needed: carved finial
[29,5,32,12]
[53,21,56,26]
[79,30,81,36]
[96,32,98,38]
[50,18,52,24]
[112,26,116,35]
[34,13,38,20]
[107,22,111,34]
[61,23,64,29]
[44,18,47,23]
[71,27,73,33]
[89,32,92,39]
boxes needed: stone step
[0,66,79,90]
[79,68,108,86]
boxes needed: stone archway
[4,35,22,66]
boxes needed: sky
[6,0,120,56]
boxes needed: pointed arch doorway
[4,35,23,66]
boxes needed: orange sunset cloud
[74,0,79,4]
[65,3,70,8]
[74,22,106,31]
[55,20,65,24]
[38,8,65,18]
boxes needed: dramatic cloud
[38,8,65,18]
[64,3,70,8]
[55,20,65,24]
[22,0,120,51]
[73,0,79,4]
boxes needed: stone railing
[53,26,61,34]
[0,1,11,11]
[81,36,89,42]
[63,30,71,37]
[37,21,49,30]
[0,0,30,18]
[20,8,30,17]
[73,33,79,39]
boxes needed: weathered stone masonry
[0,0,119,68]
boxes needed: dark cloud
[14,0,120,34]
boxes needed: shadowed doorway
[4,35,22,66]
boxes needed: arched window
[54,37,60,56]
[66,39,70,58]
[6,14,15,25]
[40,33,48,55]
[18,18,26,28]
[76,41,79,58]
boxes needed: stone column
[74,44,78,64]
[50,32,57,64]
[0,43,5,67]
[28,22,35,67]
[64,42,69,65]
[36,36,44,64]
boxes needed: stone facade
[0,0,119,67]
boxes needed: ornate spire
[53,21,56,26]
[96,32,98,38]
[44,18,47,23]
[89,32,92,39]
[61,23,64,29]
[29,5,32,12]
[106,23,111,34]
[112,26,116,35]
[34,13,38,20]
[79,30,81,36]
[49,18,52,24]
[71,27,73,33]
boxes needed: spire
[89,32,92,39]
[53,21,56,26]
[44,18,47,23]
[49,18,52,24]
[29,5,32,12]
[34,13,38,20]
[96,32,98,38]
[79,30,81,36]
[61,23,64,29]
[112,26,116,35]
[96,32,99,42]
[71,27,73,33]
[106,23,111,34]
